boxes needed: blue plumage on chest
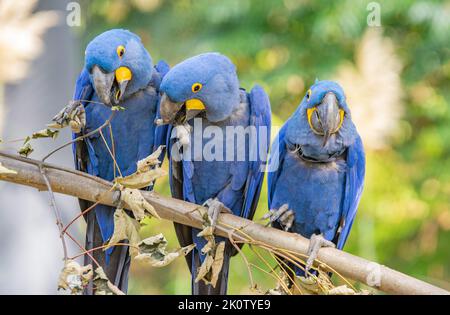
[185,100,250,207]
[84,88,158,180]
[271,150,347,239]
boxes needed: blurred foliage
[78,0,450,293]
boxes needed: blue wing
[336,135,365,249]
[239,85,271,219]
[267,121,289,208]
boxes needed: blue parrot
[68,29,168,293]
[158,53,271,295]
[267,80,365,277]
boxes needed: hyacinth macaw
[267,80,365,277]
[70,29,168,293]
[158,53,271,295]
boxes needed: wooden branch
[0,150,448,295]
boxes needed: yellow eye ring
[192,83,202,93]
[117,45,125,58]
[306,89,312,101]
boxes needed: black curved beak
[159,93,204,125]
[159,93,184,125]
[316,92,341,146]
[91,65,129,106]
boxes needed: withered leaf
[194,241,226,288]
[58,260,93,295]
[93,267,125,295]
[0,162,17,175]
[298,276,320,294]
[111,105,125,111]
[137,146,164,172]
[327,285,357,295]
[195,254,214,284]
[115,167,166,190]
[209,241,225,287]
[104,209,141,257]
[266,271,291,295]
[135,234,195,267]
[18,142,33,157]
[197,226,214,238]
[31,128,59,140]
[200,238,214,255]
[120,188,160,220]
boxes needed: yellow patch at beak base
[115,67,132,83]
[185,99,205,110]
[307,107,319,134]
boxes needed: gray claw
[305,233,335,273]
[263,204,295,231]
[203,198,231,230]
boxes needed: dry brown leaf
[57,260,93,295]
[115,167,166,190]
[137,146,164,172]
[0,162,17,175]
[120,188,160,220]
[327,285,357,295]
[93,267,125,295]
[195,254,214,283]
[200,239,214,255]
[18,142,33,157]
[31,128,59,140]
[194,241,226,288]
[197,226,214,238]
[135,236,195,268]
[104,208,141,257]
[298,276,321,294]
[135,233,195,267]
[209,241,225,287]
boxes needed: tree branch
[0,150,448,295]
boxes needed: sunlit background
[0,0,449,294]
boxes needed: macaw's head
[159,53,240,124]
[84,29,153,106]
[287,80,357,148]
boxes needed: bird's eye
[117,45,125,58]
[192,83,202,93]
[306,89,312,101]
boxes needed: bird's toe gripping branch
[203,198,232,232]
[49,100,86,133]
[263,203,295,231]
[305,233,335,274]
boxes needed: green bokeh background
[77,0,450,294]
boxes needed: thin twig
[99,128,122,177]
[38,163,68,261]
[65,230,100,268]
[69,242,139,261]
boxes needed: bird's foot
[305,233,335,274]
[49,100,86,133]
[262,204,295,231]
[203,198,232,232]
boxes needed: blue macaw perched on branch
[267,80,365,278]
[65,29,168,293]
[158,53,271,295]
